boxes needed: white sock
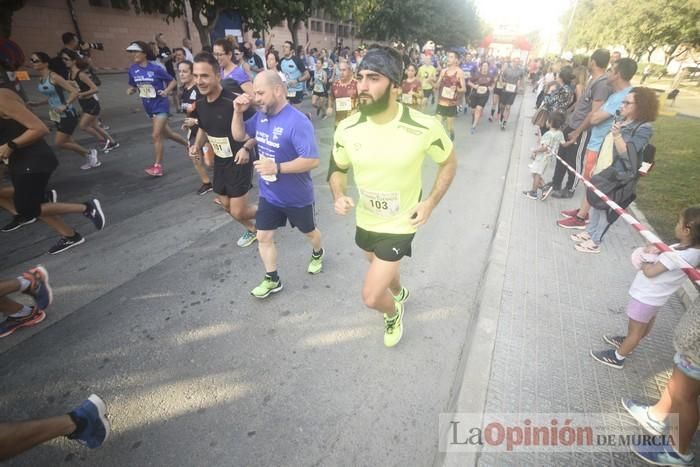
[9,305,33,318]
[16,276,31,292]
[615,350,626,360]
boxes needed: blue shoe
[621,398,667,435]
[83,199,106,230]
[0,307,46,338]
[631,439,695,466]
[68,394,110,448]
[590,348,624,369]
[22,265,53,310]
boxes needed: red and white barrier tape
[547,148,700,286]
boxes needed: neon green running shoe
[384,301,404,348]
[307,248,324,274]
[250,276,283,299]
[392,286,410,304]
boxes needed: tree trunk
[189,0,219,48]
[288,19,300,47]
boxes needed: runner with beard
[329,46,457,347]
[435,50,465,141]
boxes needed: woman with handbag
[533,66,575,135]
[572,87,658,253]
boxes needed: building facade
[10,1,358,72]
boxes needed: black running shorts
[436,104,457,118]
[56,114,79,135]
[212,157,253,198]
[79,98,101,116]
[11,171,52,219]
[287,91,304,104]
[355,226,414,262]
[500,91,516,106]
[256,196,316,233]
[469,91,490,109]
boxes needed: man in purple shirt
[232,70,325,299]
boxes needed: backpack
[586,123,653,212]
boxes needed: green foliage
[356,0,481,46]
[564,0,700,61]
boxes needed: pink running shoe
[145,164,163,177]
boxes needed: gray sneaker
[236,230,257,247]
[621,398,667,435]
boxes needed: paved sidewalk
[446,91,698,465]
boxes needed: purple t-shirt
[244,105,319,208]
[128,62,172,116]
[221,65,250,85]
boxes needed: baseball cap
[255,39,263,47]
[126,42,145,52]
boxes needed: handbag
[531,107,549,127]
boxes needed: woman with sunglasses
[126,41,187,177]
[212,39,253,97]
[27,52,100,170]
[573,87,658,254]
[61,49,119,153]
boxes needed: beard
[358,83,393,116]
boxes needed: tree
[131,0,288,48]
[0,0,25,38]
[355,0,481,47]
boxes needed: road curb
[435,98,525,467]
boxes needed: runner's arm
[51,72,79,106]
[231,94,252,141]
[410,150,457,227]
[299,69,311,83]
[569,100,605,138]
[77,71,99,99]
[161,77,178,97]
[278,155,319,174]
[0,89,50,160]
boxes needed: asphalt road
[0,96,521,467]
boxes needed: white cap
[126,43,144,52]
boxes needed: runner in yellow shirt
[329,47,457,347]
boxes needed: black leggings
[551,127,589,190]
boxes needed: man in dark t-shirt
[190,52,258,248]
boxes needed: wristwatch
[8,140,18,150]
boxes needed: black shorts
[56,114,79,135]
[436,104,457,118]
[287,91,304,104]
[500,91,516,106]
[78,98,100,116]
[422,89,433,98]
[312,91,328,98]
[469,91,490,108]
[355,226,414,262]
[256,196,316,233]
[212,158,253,198]
[493,87,503,96]
[11,171,52,219]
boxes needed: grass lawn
[635,115,700,242]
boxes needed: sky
[474,0,574,53]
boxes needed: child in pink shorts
[590,205,700,369]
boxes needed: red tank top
[439,70,461,105]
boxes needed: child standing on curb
[591,205,700,369]
[523,111,565,200]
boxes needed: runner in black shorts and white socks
[178,59,213,196]
[467,62,494,134]
[62,49,118,153]
[498,58,523,130]
[190,52,258,248]
[0,88,106,254]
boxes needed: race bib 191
[207,135,233,158]
[335,97,352,111]
[505,83,516,93]
[359,188,400,218]
[138,84,157,98]
[441,86,456,100]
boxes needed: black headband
[357,48,403,85]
